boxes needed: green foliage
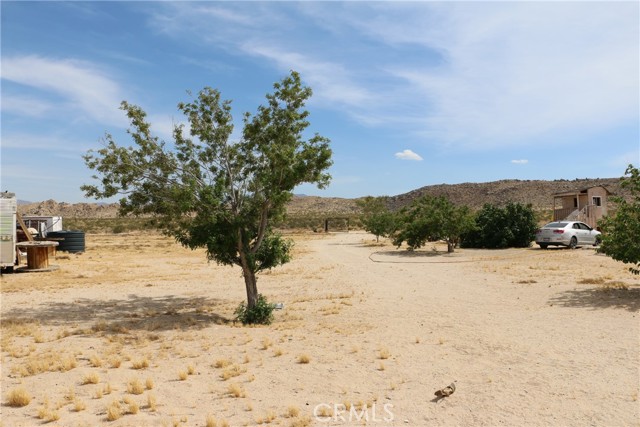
[392,195,474,252]
[598,164,640,275]
[234,294,276,325]
[82,71,332,318]
[462,202,537,249]
[356,196,396,242]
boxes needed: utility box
[0,192,17,269]
[22,216,63,237]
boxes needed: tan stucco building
[552,186,611,229]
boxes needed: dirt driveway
[1,231,638,426]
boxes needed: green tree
[598,164,640,275]
[356,196,395,242]
[392,195,474,253]
[462,202,537,249]
[82,71,333,322]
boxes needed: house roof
[553,185,612,197]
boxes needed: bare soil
[1,231,638,426]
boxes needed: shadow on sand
[548,287,640,312]
[3,294,231,332]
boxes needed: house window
[593,196,602,207]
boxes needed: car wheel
[594,236,602,246]
[539,243,548,249]
[569,236,578,249]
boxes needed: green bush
[234,294,276,325]
[462,202,537,249]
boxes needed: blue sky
[2,1,639,203]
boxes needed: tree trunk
[242,266,259,309]
[447,240,455,253]
[239,252,258,309]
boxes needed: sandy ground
[1,231,639,427]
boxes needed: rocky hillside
[18,177,627,218]
[388,178,627,211]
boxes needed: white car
[535,221,601,249]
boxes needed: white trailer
[0,192,17,270]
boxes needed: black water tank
[46,230,85,253]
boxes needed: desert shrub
[357,196,396,242]
[598,165,640,275]
[462,202,537,249]
[392,195,474,252]
[234,294,276,325]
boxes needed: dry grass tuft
[600,281,630,291]
[220,364,245,380]
[273,348,284,357]
[214,358,232,369]
[74,398,87,412]
[147,393,157,411]
[82,372,100,385]
[297,354,311,364]
[256,409,277,424]
[90,354,103,367]
[109,356,122,369]
[261,337,273,350]
[106,399,123,421]
[378,362,386,371]
[577,277,607,285]
[127,378,145,395]
[227,383,246,398]
[131,356,150,369]
[377,347,391,360]
[288,416,312,427]
[206,414,218,427]
[285,406,300,418]
[5,387,31,407]
[123,395,139,414]
[145,377,154,390]
[178,370,188,381]
[187,364,196,375]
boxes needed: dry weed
[178,370,188,381]
[297,354,311,364]
[213,358,232,369]
[131,356,150,369]
[227,383,246,398]
[377,347,391,359]
[82,372,100,385]
[145,377,154,390]
[220,364,245,380]
[123,395,139,414]
[5,387,31,407]
[285,406,300,418]
[205,414,217,427]
[127,378,145,395]
[106,399,123,421]
[73,398,86,412]
[147,393,157,411]
[256,409,277,424]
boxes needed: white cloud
[1,95,53,117]
[1,55,126,125]
[395,149,423,161]
[374,2,639,148]
[511,159,529,164]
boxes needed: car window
[545,222,567,228]
[572,223,581,229]
[579,223,591,230]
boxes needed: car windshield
[544,222,568,228]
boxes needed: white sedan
[535,221,601,249]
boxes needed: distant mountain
[388,178,627,211]
[17,177,628,218]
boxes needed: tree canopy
[357,196,395,242]
[462,202,537,249]
[598,164,640,275]
[82,71,332,322]
[392,195,474,252]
